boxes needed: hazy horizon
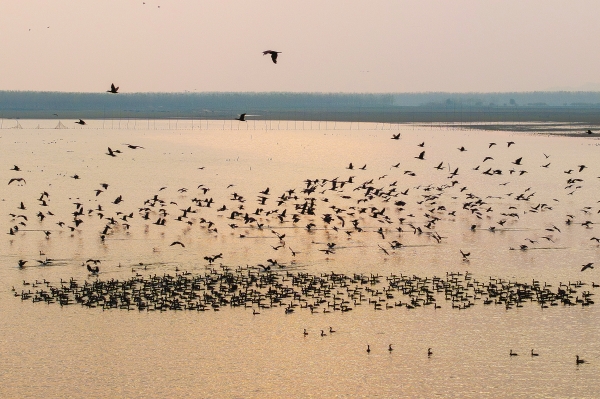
[1,1,599,93]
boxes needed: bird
[415,151,425,160]
[510,350,518,356]
[107,83,119,93]
[8,178,26,185]
[303,329,308,336]
[262,50,281,64]
[106,147,117,157]
[11,165,21,171]
[75,119,86,125]
[581,263,594,272]
[576,355,585,364]
[586,129,593,135]
[86,264,99,274]
[460,250,470,260]
[235,113,246,122]
[507,141,515,147]
[531,349,539,357]
[391,133,401,140]
[124,144,144,149]
[18,260,27,268]
[428,348,433,357]
[366,345,371,353]
[512,157,522,165]
[170,241,185,247]
[388,344,393,352]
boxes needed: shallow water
[1,121,599,398]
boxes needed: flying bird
[263,50,281,64]
[107,83,119,93]
[415,151,425,160]
[235,113,246,122]
[581,263,594,272]
[75,119,86,125]
[8,178,26,185]
[170,241,185,247]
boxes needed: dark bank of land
[1,91,599,133]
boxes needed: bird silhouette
[235,113,246,122]
[415,151,425,160]
[75,119,86,125]
[170,241,185,247]
[391,133,401,140]
[581,262,594,272]
[262,50,281,64]
[8,178,26,185]
[107,83,119,93]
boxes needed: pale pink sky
[1,0,599,93]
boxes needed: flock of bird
[4,101,598,368]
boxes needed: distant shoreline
[1,91,599,133]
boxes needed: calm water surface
[1,120,599,398]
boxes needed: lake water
[1,120,599,398]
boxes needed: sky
[1,1,599,93]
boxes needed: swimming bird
[576,355,585,364]
[235,113,246,122]
[18,260,27,268]
[263,50,281,64]
[391,133,401,140]
[531,349,539,357]
[107,83,119,93]
[75,119,86,125]
[510,350,518,356]
[11,165,21,171]
[428,348,432,357]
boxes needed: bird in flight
[581,262,594,272]
[236,113,246,122]
[170,241,185,247]
[263,50,281,64]
[75,119,86,125]
[415,151,425,160]
[8,178,26,185]
[107,83,119,93]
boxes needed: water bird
[124,144,144,149]
[75,119,86,125]
[391,133,401,140]
[18,260,27,268]
[86,264,99,274]
[8,178,26,185]
[415,151,425,160]
[576,355,585,364]
[235,113,246,122]
[510,350,518,356]
[428,348,432,357]
[11,165,21,171]
[507,141,515,147]
[531,349,539,357]
[512,157,523,165]
[460,250,470,260]
[262,50,281,64]
[303,329,308,336]
[366,345,371,353]
[389,344,393,352]
[107,83,119,93]
[581,263,594,272]
[107,147,117,157]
